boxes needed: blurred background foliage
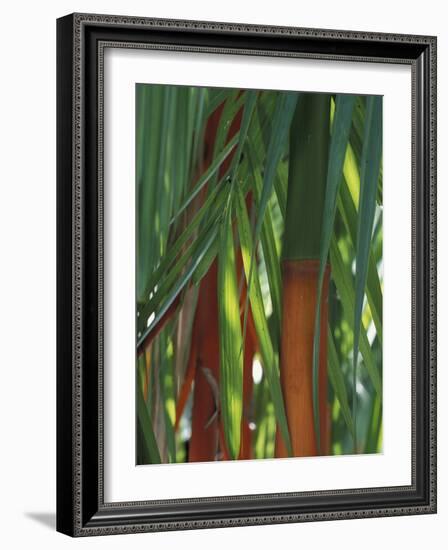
[135,84,382,464]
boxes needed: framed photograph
[56,13,437,536]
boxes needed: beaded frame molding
[56,13,437,537]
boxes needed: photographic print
[135,85,383,465]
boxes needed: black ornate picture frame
[56,13,437,537]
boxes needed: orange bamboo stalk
[188,261,220,462]
[275,260,330,457]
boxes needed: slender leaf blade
[337,178,383,345]
[137,378,162,464]
[353,96,382,442]
[171,133,239,224]
[330,238,382,398]
[218,194,244,460]
[328,330,355,440]
[138,225,218,348]
[229,90,257,183]
[312,95,356,450]
[235,185,292,455]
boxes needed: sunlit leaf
[337,178,383,345]
[138,225,219,349]
[353,96,382,442]
[137,374,161,464]
[312,95,356,448]
[328,330,355,440]
[235,185,292,455]
[171,133,239,223]
[218,191,243,459]
[330,238,382,398]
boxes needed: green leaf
[254,93,298,246]
[312,95,355,449]
[137,225,218,349]
[353,96,382,443]
[142,181,226,310]
[205,88,233,118]
[364,391,382,453]
[137,85,208,302]
[235,185,292,455]
[350,97,383,205]
[242,92,297,370]
[210,91,245,181]
[328,330,355,440]
[171,133,240,224]
[142,215,217,318]
[247,142,282,345]
[136,85,163,300]
[190,88,207,182]
[249,102,288,218]
[330,238,382,398]
[136,376,161,464]
[158,329,177,462]
[229,91,257,181]
[253,376,276,459]
[337,178,383,345]
[192,235,219,286]
[218,191,244,460]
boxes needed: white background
[0,0,445,548]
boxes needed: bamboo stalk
[276,261,330,456]
[276,94,331,457]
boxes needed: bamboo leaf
[211,91,245,177]
[229,91,257,181]
[139,163,253,336]
[136,377,161,464]
[190,88,207,182]
[249,103,288,218]
[218,192,243,460]
[330,238,382,397]
[139,162,254,333]
[364,391,382,453]
[171,133,239,224]
[235,185,292,455]
[254,93,298,245]
[137,85,163,300]
[192,235,219,286]
[137,85,209,303]
[241,93,297,370]
[337,178,383,345]
[253,376,276,459]
[141,215,218,321]
[328,330,355,440]
[350,97,383,204]
[137,225,218,349]
[247,143,282,345]
[312,94,356,449]
[143,181,226,308]
[205,88,233,118]
[158,330,177,462]
[353,96,382,442]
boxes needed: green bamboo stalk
[283,94,330,261]
[277,94,331,458]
